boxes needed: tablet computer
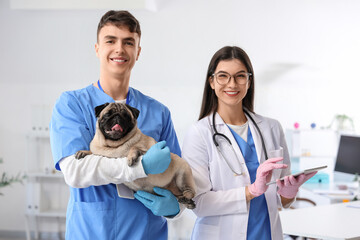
[266,165,327,185]
[116,183,135,199]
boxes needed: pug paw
[128,157,136,166]
[186,200,196,209]
[182,188,195,200]
[127,149,142,166]
[75,150,92,159]
[178,196,187,204]
[178,196,196,209]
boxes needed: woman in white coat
[182,46,316,240]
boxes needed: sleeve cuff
[238,187,248,212]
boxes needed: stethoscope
[211,109,268,176]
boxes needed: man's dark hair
[97,10,141,42]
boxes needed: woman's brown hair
[198,46,255,120]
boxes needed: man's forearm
[59,154,147,188]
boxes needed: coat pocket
[192,223,220,240]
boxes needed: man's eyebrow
[103,36,136,42]
[123,37,135,42]
[103,35,117,40]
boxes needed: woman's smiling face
[210,59,250,111]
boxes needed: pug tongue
[111,124,123,132]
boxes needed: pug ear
[94,103,110,118]
[125,104,140,119]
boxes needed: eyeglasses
[212,71,252,85]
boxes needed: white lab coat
[182,111,293,240]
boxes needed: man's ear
[95,103,110,117]
[95,43,99,58]
[126,104,140,119]
[136,46,141,61]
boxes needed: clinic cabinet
[25,130,68,240]
[286,128,342,206]
[286,128,338,178]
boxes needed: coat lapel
[210,113,247,172]
[209,111,268,171]
[245,111,266,164]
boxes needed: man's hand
[134,187,180,217]
[142,141,171,175]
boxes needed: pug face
[95,103,140,141]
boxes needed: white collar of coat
[244,109,263,125]
[208,110,265,165]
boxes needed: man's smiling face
[95,24,141,79]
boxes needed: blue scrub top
[50,84,181,240]
[229,126,271,240]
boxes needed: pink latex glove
[277,171,317,199]
[248,157,288,197]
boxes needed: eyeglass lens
[215,72,250,85]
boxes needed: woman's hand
[248,157,287,197]
[276,171,317,199]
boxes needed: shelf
[292,155,337,158]
[26,209,66,218]
[27,172,63,178]
[27,131,50,138]
[25,124,69,238]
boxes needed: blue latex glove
[134,187,180,217]
[142,141,171,175]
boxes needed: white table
[279,200,360,240]
[301,182,358,203]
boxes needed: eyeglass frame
[211,71,252,85]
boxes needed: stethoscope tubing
[211,110,269,175]
[243,110,269,160]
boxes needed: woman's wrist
[245,186,255,201]
[280,195,295,208]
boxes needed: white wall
[1,0,360,234]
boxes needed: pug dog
[75,102,196,209]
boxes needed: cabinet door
[25,180,37,214]
[26,131,69,216]
[286,129,338,158]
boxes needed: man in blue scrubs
[50,10,181,239]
